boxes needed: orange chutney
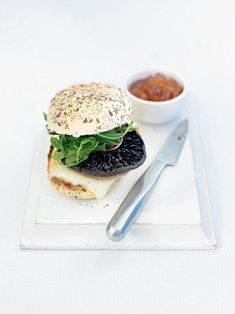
[128,73,183,102]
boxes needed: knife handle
[106,159,166,241]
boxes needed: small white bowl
[125,70,187,124]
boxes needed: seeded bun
[48,83,132,137]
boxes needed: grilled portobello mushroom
[69,131,146,177]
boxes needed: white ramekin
[125,70,187,124]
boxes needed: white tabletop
[0,1,235,313]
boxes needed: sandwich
[45,83,146,199]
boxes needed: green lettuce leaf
[47,121,137,167]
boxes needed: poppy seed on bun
[48,83,132,137]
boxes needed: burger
[45,83,146,199]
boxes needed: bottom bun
[48,147,119,199]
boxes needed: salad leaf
[50,137,60,149]
[43,112,48,122]
[43,112,53,134]
[47,121,137,167]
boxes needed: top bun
[48,83,132,137]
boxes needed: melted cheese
[49,160,118,199]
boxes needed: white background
[0,0,235,313]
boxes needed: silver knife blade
[106,119,189,241]
[157,119,188,166]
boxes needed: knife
[106,119,188,241]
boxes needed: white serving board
[21,117,216,249]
